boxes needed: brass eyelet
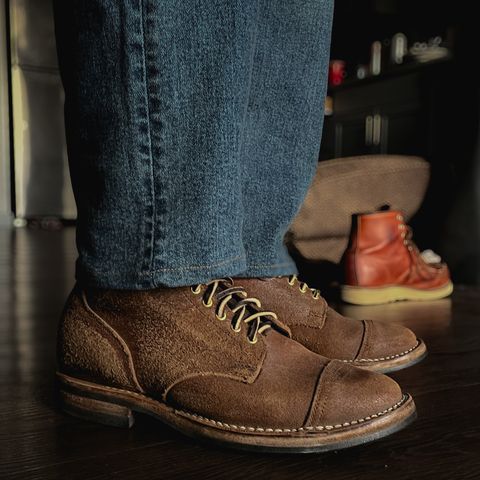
[248,337,258,345]
[202,299,213,308]
[216,312,227,321]
[232,325,242,333]
[396,214,403,221]
[300,285,308,293]
[288,278,296,286]
[191,285,202,295]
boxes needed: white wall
[0,0,12,225]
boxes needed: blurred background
[1,0,480,284]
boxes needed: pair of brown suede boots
[57,275,426,453]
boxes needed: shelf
[328,56,453,93]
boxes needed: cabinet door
[381,109,427,156]
[319,117,336,160]
[335,114,375,157]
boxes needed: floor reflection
[339,297,453,338]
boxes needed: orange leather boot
[341,209,453,305]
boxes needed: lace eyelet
[216,313,227,321]
[202,299,214,308]
[248,337,258,345]
[232,325,242,333]
[191,285,202,295]
[288,278,296,286]
[299,285,308,293]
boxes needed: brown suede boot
[238,276,427,374]
[57,279,416,452]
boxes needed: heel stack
[59,389,135,428]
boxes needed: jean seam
[78,253,246,276]
[246,262,295,268]
[140,254,247,274]
[139,0,156,277]
[237,0,262,236]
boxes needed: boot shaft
[344,210,412,286]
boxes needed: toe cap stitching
[176,395,409,432]
[343,340,421,363]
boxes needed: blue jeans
[53,0,333,288]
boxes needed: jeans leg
[240,0,334,277]
[54,0,262,288]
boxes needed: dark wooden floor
[1,227,479,480]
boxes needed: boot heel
[59,389,135,428]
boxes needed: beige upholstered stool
[288,155,430,288]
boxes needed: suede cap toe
[306,361,403,428]
[356,320,419,362]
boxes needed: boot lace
[287,275,321,300]
[397,214,417,253]
[191,279,277,344]
[396,214,440,276]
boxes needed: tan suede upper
[58,281,403,430]
[237,277,418,362]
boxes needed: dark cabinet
[318,59,480,284]
[320,62,447,160]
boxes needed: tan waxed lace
[191,279,277,344]
[396,214,416,253]
[396,214,440,277]
[397,215,428,261]
[287,275,321,300]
